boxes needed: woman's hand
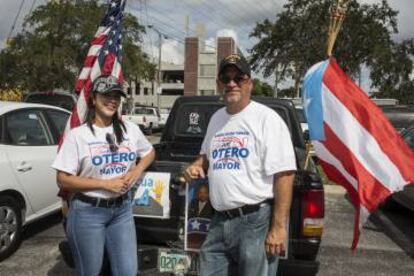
[104,176,127,194]
[122,170,142,188]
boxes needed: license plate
[158,249,196,273]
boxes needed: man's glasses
[106,133,119,153]
[218,74,248,85]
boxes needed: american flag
[58,0,126,198]
[303,58,414,249]
[63,0,126,136]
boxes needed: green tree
[0,0,154,92]
[249,0,414,102]
[251,78,275,97]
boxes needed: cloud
[161,39,184,64]
[216,29,238,45]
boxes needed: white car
[0,101,70,261]
[159,108,170,128]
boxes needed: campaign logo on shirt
[211,131,250,170]
[89,142,137,176]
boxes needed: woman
[52,75,155,276]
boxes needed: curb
[323,184,346,195]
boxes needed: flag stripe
[316,157,361,249]
[322,124,392,211]
[323,61,414,181]
[321,84,407,192]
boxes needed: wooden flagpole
[327,0,351,57]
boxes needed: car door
[3,108,60,215]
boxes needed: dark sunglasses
[105,133,119,153]
[218,74,249,85]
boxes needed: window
[6,109,51,146]
[199,65,216,77]
[25,93,76,111]
[175,104,221,136]
[45,109,70,138]
[144,88,149,95]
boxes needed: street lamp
[147,25,167,109]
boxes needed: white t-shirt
[52,121,153,199]
[200,101,297,211]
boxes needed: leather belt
[220,199,272,219]
[73,193,129,208]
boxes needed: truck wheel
[0,196,23,262]
[145,124,153,135]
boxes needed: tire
[0,196,23,262]
[145,124,153,135]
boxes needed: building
[126,36,236,110]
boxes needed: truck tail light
[301,190,324,237]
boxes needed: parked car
[384,124,414,212]
[0,101,70,261]
[381,105,414,132]
[122,106,160,135]
[295,105,308,132]
[158,108,170,128]
[24,91,77,111]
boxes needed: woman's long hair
[86,95,126,145]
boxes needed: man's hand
[183,164,205,183]
[265,226,287,257]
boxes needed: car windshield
[25,94,74,111]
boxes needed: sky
[1,0,413,91]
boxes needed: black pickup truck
[135,96,324,276]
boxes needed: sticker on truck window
[186,112,202,134]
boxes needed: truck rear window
[174,103,291,137]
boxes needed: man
[188,184,214,219]
[184,54,297,276]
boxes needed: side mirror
[303,129,310,142]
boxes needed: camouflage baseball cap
[92,75,126,97]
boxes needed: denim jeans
[66,196,137,276]
[200,204,278,276]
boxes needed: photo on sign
[184,178,214,252]
[132,172,171,219]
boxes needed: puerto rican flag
[303,58,414,249]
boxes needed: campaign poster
[132,172,170,219]
[185,178,214,252]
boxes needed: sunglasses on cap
[218,73,249,85]
[106,133,119,153]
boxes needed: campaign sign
[184,178,214,251]
[132,172,170,219]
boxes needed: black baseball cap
[218,54,251,77]
[92,75,126,97]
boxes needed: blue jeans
[66,196,137,276]
[200,204,278,276]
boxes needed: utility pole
[274,68,278,98]
[148,25,164,109]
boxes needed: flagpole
[326,0,350,57]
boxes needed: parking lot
[0,134,413,275]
